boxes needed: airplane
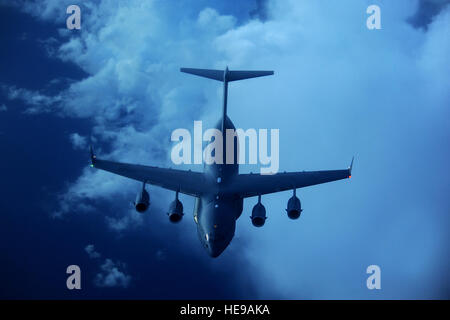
[89,67,353,258]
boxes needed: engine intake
[251,197,266,227]
[168,197,184,223]
[135,186,150,213]
[286,190,302,219]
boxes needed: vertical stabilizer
[180,67,274,132]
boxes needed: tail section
[180,66,274,147]
[180,67,274,82]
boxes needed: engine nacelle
[251,202,266,227]
[168,198,184,223]
[286,194,302,219]
[135,188,150,213]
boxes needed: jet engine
[251,196,266,227]
[286,189,302,219]
[135,184,150,213]
[168,192,184,223]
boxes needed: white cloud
[105,210,144,232]
[69,133,87,150]
[197,7,236,31]
[0,104,7,112]
[94,258,131,288]
[4,85,62,114]
[84,244,132,288]
[84,244,101,259]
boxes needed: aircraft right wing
[226,159,354,198]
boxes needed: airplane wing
[227,159,354,198]
[90,148,210,197]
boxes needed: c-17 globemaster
[90,67,353,257]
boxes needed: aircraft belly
[195,196,239,256]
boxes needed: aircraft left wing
[90,149,210,197]
[226,159,354,198]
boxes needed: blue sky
[0,0,449,299]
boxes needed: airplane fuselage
[194,116,243,257]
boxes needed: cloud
[407,0,450,29]
[4,2,237,220]
[249,0,270,21]
[3,85,62,114]
[84,244,101,259]
[219,0,449,299]
[69,133,87,150]
[0,104,7,112]
[84,244,132,288]
[94,258,132,288]
[37,37,59,57]
[197,7,236,31]
[105,210,144,232]
[5,0,450,298]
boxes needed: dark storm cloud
[249,0,269,21]
[407,0,450,29]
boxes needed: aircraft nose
[207,241,225,258]
[208,248,220,258]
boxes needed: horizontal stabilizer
[180,68,274,82]
[180,68,224,81]
[227,70,274,81]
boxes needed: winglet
[90,145,96,167]
[348,156,355,178]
